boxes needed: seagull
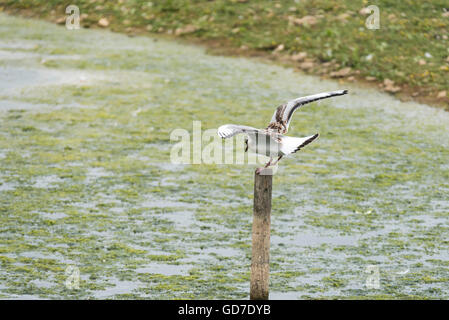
[217,90,348,174]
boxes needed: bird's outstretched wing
[267,90,348,134]
[280,133,319,155]
[217,124,261,139]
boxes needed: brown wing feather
[267,90,348,134]
[267,104,288,134]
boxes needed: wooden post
[250,169,272,300]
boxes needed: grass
[0,0,448,108]
[0,13,448,299]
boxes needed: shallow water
[0,13,448,299]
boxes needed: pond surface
[0,14,448,299]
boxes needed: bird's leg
[264,157,273,168]
[256,157,272,175]
[271,155,283,166]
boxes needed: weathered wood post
[250,169,272,300]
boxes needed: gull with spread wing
[217,90,348,174]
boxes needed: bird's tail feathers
[281,134,319,155]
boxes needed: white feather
[217,124,260,139]
[280,134,319,155]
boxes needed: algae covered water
[0,14,448,299]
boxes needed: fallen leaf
[299,61,314,70]
[175,25,198,35]
[98,18,109,27]
[291,52,307,62]
[383,79,401,93]
[337,13,351,22]
[289,15,318,26]
[385,86,401,93]
[56,17,65,25]
[418,59,426,65]
[437,91,447,98]
[273,44,285,53]
[359,8,371,15]
[330,67,352,78]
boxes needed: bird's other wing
[280,133,319,155]
[268,90,348,133]
[217,124,261,139]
